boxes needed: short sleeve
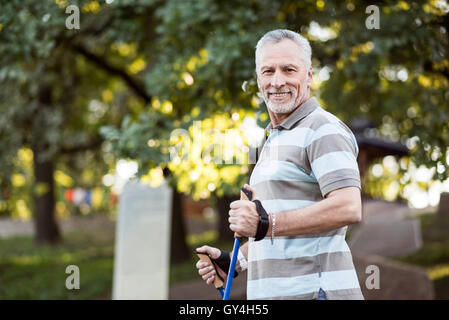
[306,122,361,197]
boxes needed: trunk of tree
[170,188,191,264]
[31,83,61,245]
[32,148,61,245]
[216,194,239,243]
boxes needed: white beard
[260,89,305,114]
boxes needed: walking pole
[223,187,252,300]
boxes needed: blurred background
[0,0,448,300]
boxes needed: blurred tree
[101,0,281,242]
[0,0,160,244]
[1,0,448,255]
[103,0,448,238]
[309,1,449,181]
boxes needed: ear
[307,66,313,88]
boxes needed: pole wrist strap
[253,199,269,241]
[214,250,238,278]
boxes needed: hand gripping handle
[235,187,253,238]
[196,251,224,289]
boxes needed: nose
[270,70,286,88]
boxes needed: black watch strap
[253,200,269,241]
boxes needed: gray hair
[255,29,312,71]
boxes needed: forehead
[258,39,304,69]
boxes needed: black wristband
[253,200,269,241]
[213,250,238,278]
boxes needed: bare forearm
[239,241,248,259]
[235,241,248,273]
[271,187,362,237]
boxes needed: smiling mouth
[268,92,291,98]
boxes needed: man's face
[257,39,312,114]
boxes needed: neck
[268,92,311,127]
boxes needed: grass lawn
[395,212,449,299]
[0,223,233,300]
[0,231,115,300]
[4,212,449,300]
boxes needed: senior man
[196,29,364,300]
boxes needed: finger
[228,216,238,225]
[196,260,208,269]
[206,275,215,285]
[197,258,211,267]
[230,200,245,209]
[195,245,210,253]
[196,245,220,259]
[202,269,216,281]
[198,265,214,276]
[243,184,257,199]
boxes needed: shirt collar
[265,96,320,132]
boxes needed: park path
[0,215,116,239]
[347,198,435,300]
[348,198,432,257]
[169,272,247,300]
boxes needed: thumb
[195,245,209,253]
[196,245,221,259]
[243,184,257,200]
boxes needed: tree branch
[71,44,152,103]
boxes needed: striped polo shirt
[247,96,364,300]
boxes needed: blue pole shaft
[223,237,240,300]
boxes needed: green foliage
[317,1,449,180]
[103,0,449,203]
[101,0,284,196]
[0,0,160,217]
[1,0,448,214]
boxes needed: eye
[287,68,295,73]
[262,70,273,75]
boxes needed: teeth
[270,92,290,97]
